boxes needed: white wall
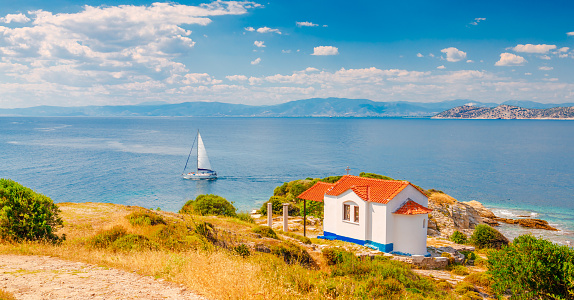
[324,190,368,241]
[392,214,428,255]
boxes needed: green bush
[235,211,255,223]
[233,244,250,258]
[89,225,128,248]
[454,282,476,295]
[252,226,278,239]
[0,179,64,243]
[464,272,492,289]
[259,196,286,215]
[359,172,395,181]
[488,234,574,299]
[450,265,470,276]
[126,210,166,226]
[450,230,467,244]
[469,224,508,249]
[322,247,353,265]
[271,240,314,266]
[151,223,203,251]
[180,194,237,217]
[365,277,404,298]
[111,234,159,251]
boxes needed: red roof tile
[297,181,334,202]
[326,175,423,204]
[393,199,432,215]
[297,175,427,204]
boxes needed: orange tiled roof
[393,199,432,215]
[297,181,334,202]
[326,175,424,204]
[297,175,427,204]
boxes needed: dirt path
[0,254,207,300]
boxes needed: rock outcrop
[495,217,559,231]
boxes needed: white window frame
[343,202,359,224]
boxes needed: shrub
[252,226,278,239]
[454,282,476,295]
[487,234,574,299]
[320,176,343,183]
[0,179,64,243]
[151,223,203,251]
[0,289,17,300]
[271,240,314,266]
[235,211,254,223]
[450,230,467,244]
[89,225,128,248]
[111,234,158,251]
[322,247,353,265]
[469,224,508,249]
[366,277,404,298]
[359,172,395,181]
[460,291,482,300]
[180,194,237,217]
[473,256,488,268]
[450,265,469,276]
[126,210,166,226]
[464,272,492,289]
[259,196,290,215]
[233,244,250,258]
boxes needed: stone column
[283,203,289,232]
[267,202,273,227]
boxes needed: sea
[1,117,573,245]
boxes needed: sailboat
[182,131,217,180]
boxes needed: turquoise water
[1,117,573,243]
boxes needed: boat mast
[196,130,200,173]
[182,131,198,174]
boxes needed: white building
[298,175,431,256]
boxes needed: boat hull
[182,172,217,180]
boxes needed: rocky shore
[426,191,558,238]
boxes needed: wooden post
[283,203,289,232]
[303,199,307,237]
[267,202,272,227]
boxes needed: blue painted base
[318,231,394,253]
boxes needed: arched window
[423,219,426,228]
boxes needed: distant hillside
[433,105,574,119]
[0,98,571,117]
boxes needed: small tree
[469,224,508,249]
[180,194,237,217]
[488,234,574,299]
[450,230,468,244]
[0,179,64,243]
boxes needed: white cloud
[281,50,291,54]
[251,57,261,65]
[441,47,467,62]
[244,27,255,32]
[466,60,474,63]
[296,21,319,27]
[417,53,423,57]
[495,53,527,66]
[0,13,30,23]
[567,32,574,36]
[558,47,570,52]
[470,18,486,25]
[437,65,446,69]
[254,40,265,47]
[512,44,556,53]
[256,27,281,34]
[303,67,319,73]
[540,55,551,60]
[539,66,553,71]
[312,46,339,56]
[525,73,532,75]
[226,75,248,81]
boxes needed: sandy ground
[0,254,207,300]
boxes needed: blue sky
[0,0,573,108]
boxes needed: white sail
[197,132,212,171]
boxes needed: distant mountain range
[434,104,574,119]
[1,98,573,117]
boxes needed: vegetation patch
[110,234,159,251]
[488,234,574,299]
[179,194,237,217]
[126,210,166,226]
[470,224,508,249]
[449,230,467,244]
[278,230,311,244]
[0,179,64,243]
[235,211,254,223]
[88,225,128,248]
[252,226,278,239]
[270,240,314,267]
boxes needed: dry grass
[429,192,458,206]
[0,289,17,300]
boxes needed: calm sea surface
[1,117,573,244]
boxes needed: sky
[0,0,573,108]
